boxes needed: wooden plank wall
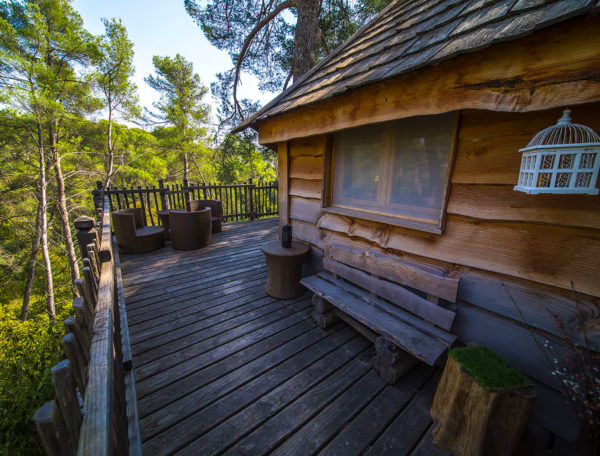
[288,136,327,272]
[283,103,600,442]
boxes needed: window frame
[321,112,460,234]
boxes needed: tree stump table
[430,346,536,456]
[261,240,309,299]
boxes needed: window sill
[321,206,444,235]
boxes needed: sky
[73,0,277,124]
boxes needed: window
[326,112,457,233]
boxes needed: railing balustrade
[33,194,140,456]
[103,178,278,226]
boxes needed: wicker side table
[169,208,212,250]
[261,240,309,299]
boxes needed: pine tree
[145,54,209,181]
[95,18,140,188]
[0,0,100,317]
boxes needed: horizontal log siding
[281,102,600,441]
[318,212,600,297]
[453,104,600,185]
[288,136,326,228]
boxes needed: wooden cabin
[236,0,600,446]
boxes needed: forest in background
[0,0,275,452]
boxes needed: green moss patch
[449,346,533,392]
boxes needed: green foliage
[449,346,533,392]
[145,54,210,179]
[185,0,392,96]
[96,17,139,119]
[146,54,209,134]
[0,2,277,452]
[214,132,276,183]
[0,299,70,454]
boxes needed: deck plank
[319,364,436,456]
[365,371,442,456]
[175,338,373,456]
[131,291,276,348]
[132,296,308,364]
[139,320,328,423]
[127,273,269,324]
[270,369,386,456]
[135,301,313,392]
[129,284,267,335]
[126,268,267,312]
[146,335,370,454]
[142,325,358,444]
[119,219,455,456]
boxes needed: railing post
[74,216,98,261]
[274,180,279,215]
[92,181,104,214]
[158,179,168,210]
[249,177,256,220]
[183,178,191,207]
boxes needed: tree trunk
[49,119,80,296]
[431,354,536,456]
[37,124,55,323]
[103,101,114,188]
[183,150,189,181]
[293,0,320,79]
[21,197,44,321]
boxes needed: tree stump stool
[430,346,536,456]
[261,240,309,299]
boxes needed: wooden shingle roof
[236,0,598,132]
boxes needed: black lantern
[282,224,292,248]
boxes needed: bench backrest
[324,244,460,331]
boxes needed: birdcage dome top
[525,110,600,149]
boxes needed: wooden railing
[103,178,278,225]
[34,194,139,455]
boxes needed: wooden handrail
[78,195,120,454]
[35,194,140,456]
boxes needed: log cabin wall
[279,103,600,442]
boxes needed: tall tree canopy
[0,0,100,320]
[145,54,210,181]
[185,0,391,117]
[95,17,140,188]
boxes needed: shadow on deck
[120,218,446,456]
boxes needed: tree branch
[233,0,296,119]
[319,28,330,55]
[283,62,293,90]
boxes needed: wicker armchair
[119,207,144,228]
[187,199,223,233]
[112,209,164,253]
[169,208,212,250]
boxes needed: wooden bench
[300,244,460,383]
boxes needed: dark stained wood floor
[120,218,449,456]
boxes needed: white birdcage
[514,109,600,195]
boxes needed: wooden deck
[120,218,448,456]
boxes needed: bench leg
[373,337,419,384]
[311,294,339,328]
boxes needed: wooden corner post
[249,177,256,220]
[277,141,290,234]
[158,179,168,210]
